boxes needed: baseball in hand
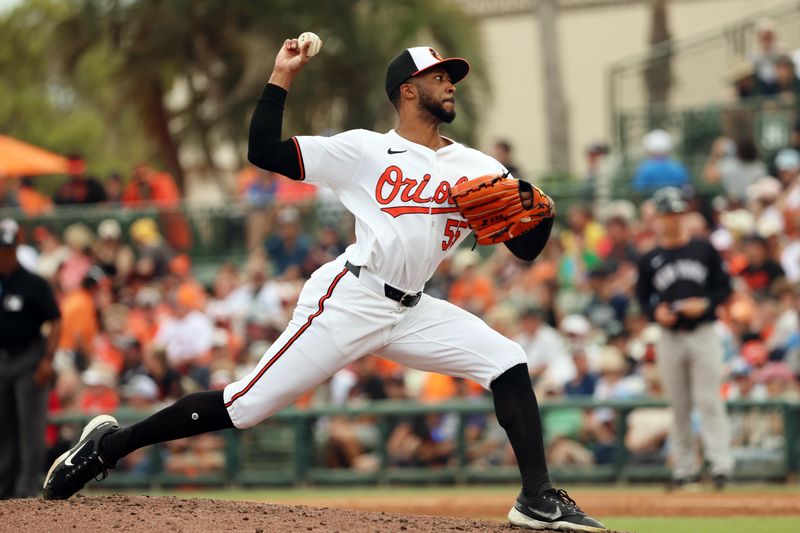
[298,32,322,57]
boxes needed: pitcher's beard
[419,92,456,123]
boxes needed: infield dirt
[0,494,627,533]
[2,490,798,532]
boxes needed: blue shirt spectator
[632,129,690,193]
[633,158,689,192]
[265,208,311,275]
[564,351,598,397]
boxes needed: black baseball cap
[652,187,689,214]
[0,218,19,248]
[385,46,470,99]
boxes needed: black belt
[345,261,422,307]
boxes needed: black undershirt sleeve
[502,217,554,261]
[247,83,303,180]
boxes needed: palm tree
[48,0,487,191]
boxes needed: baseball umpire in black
[0,218,61,498]
[635,188,733,489]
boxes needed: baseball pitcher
[43,38,605,532]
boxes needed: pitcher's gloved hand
[450,173,556,245]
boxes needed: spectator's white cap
[560,314,591,336]
[757,18,775,35]
[642,129,673,155]
[98,219,122,240]
[726,60,754,82]
[641,324,661,345]
[627,339,646,361]
[0,218,19,247]
[451,249,480,275]
[597,346,626,373]
[711,195,729,212]
[135,285,162,307]
[277,207,300,225]
[720,209,755,236]
[82,367,116,388]
[122,375,159,400]
[757,216,783,238]
[64,223,94,250]
[710,228,734,251]
[747,176,783,202]
[212,327,230,348]
[602,200,637,223]
[210,369,233,389]
[775,148,800,171]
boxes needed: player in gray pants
[636,188,733,489]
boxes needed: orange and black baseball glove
[450,173,556,246]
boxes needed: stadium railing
[614,99,798,190]
[49,398,800,489]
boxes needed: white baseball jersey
[294,129,510,292]
[224,128,526,429]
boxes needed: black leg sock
[99,390,235,465]
[491,363,552,497]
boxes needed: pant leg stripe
[224,267,349,409]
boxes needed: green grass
[602,517,799,533]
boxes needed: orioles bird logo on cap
[428,48,444,61]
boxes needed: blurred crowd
[3,15,800,484]
[728,19,800,105]
[2,61,799,477]
[6,132,797,477]
[0,157,184,215]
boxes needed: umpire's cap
[653,187,689,215]
[0,218,19,248]
[385,47,470,99]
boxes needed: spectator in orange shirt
[122,165,179,208]
[78,367,120,413]
[123,165,191,250]
[16,176,53,216]
[58,270,103,367]
[58,223,95,293]
[448,250,496,316]
[740,236,785,295]
[168,254,207,309]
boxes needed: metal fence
[608,1,800,185]
[614,99,798,188]
[0,176,613,284]
[50,398,800,489]
[608,1,800,118]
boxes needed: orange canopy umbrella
[0,135,69,176]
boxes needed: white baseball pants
[224,257,526,428]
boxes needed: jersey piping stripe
[292,137,306,180]
[224,266,348,409]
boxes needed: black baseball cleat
[508,488,607,531]
[42,414,119,500]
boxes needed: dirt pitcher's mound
[0,494,592,533]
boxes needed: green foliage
[0,0,150,179]
[0,0,488,186]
